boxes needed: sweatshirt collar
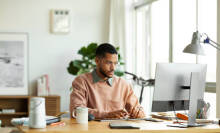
[92,69,113,86]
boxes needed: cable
[183,100,188,116]
[172,102,184,125]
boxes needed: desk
[0,127,12,133]
[17,118,220,133]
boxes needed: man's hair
[95,43,118,58]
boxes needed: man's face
[96,53,118,78]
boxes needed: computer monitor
[152,63,207,112]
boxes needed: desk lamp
[181,31,219,127]
[183,31,220,54]
[176,0,218,127]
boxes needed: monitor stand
[167,72,205,128]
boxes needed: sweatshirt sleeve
[125,84,145,117]
[69,76,107,118]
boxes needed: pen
[173,121,185,124]
[50,121,65,126]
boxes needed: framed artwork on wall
[50,9,70,34]
[0,32,28,95]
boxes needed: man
[70,43,145,119]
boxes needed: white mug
[76,107,88,124]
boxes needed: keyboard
[96,118,163,122]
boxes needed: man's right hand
[105,109,128,119]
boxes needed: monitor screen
[151,63,207,112]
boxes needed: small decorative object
[50,9,70,34]
[37,74,50,96]
[0,32,28,95]
[29,97,46,128]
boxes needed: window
[150,0,169,77]
[197,0,217,83]
[134,0,217,91]
[172,0,197,63]
[173,0,217,83]
[135,6,151,79]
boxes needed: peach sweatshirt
[70,70,144,118]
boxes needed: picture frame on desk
[0,32,28,95]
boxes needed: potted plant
[67,42,125,78]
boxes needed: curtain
[108,0,135,72]
[134,6,153,116]
[108,0,153,115]
[109,0,126,56]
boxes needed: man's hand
[125,104,145,118]
[105,109,128,119]
[129,106,145,118]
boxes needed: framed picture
[0,32,28,95]
[50,9,70,34]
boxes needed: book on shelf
[2,109,15,114]
[37,74,50,96]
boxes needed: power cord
[172,103,184,125]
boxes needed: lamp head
[183,31,205,55]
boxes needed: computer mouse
[88,113,95,121]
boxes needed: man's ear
[95,57,99,64]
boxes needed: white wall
[0,0,110,112]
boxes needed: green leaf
[87,43,98,51]
[116,47,119,52]
[78,47,87,56]
[77,69,90,75]
[120,62,125,65]
[87,43,98,59]
[73,60,83,69]
[114,69,124,77]
[67,61,79,75]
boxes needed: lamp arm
[208,42,220,51]
[203,33,220,50]
[208,39,220,51]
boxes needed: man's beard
[99,67,113,78]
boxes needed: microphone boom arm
[125,71,155,104]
